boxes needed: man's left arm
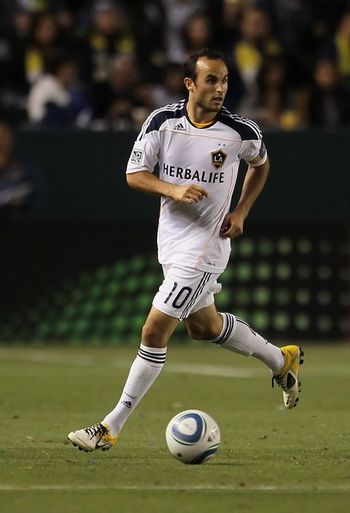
[220,157,270,239]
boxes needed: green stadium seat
[255,262,272,281]
[251,310,269,330]
[295,289,311,305]
[254,286,270,306]
[129,256,146,272]
[257,238,274,256]
[316,290,331,306]
[237,238,255,257]
[236,262,253,281]
[294,314,311,331]
[235,288,251,305]
[276,262,292,280]
[95,267,111,282]
[277,238,293,255]
[215,289,231,308]
[5,226,346,343]
[297,239,312,254]
[272,312,290,331]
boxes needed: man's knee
[142,322,165,346]
[140,306,179,347]
[141,313,178,347]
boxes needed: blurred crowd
[1,0,350,130]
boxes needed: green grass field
[0,342,349,513]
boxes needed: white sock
[213,312,284,374]
[102,343,167,435]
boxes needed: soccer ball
[165,409,221,464]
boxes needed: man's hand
[126,171,208,203]
[220,159,270,239]
[170,184,208,204]
[220,210,245,239]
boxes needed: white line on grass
[1,348,349,378]
[0,350,259,378]
[167,362,256,378]
[0,484,350,493]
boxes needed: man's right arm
[126,171,208,205]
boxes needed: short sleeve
[239,138,268,167]
[126,130,160,174]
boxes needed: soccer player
[68,49,303,452]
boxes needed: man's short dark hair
[184,48,227,82]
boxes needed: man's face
[187,57,228,113]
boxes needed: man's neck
[186,100,217,124]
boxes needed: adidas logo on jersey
[173,123,186,131]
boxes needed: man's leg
[102,307,178,434]
[185,304,303,409]
[68,307,178,452]
[185,304,284,372]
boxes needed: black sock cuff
[137,345,167,365]
[213,312,236,345]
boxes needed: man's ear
[184,77,194,92]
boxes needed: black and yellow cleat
[272,345,304,409]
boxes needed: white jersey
[126,99,267,273]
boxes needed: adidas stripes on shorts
[152,264,222,320]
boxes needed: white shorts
[152,264,222,320]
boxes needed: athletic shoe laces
[84,423,106,440]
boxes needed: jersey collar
[184,101,220,129]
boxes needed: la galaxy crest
[211,149,227,169]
